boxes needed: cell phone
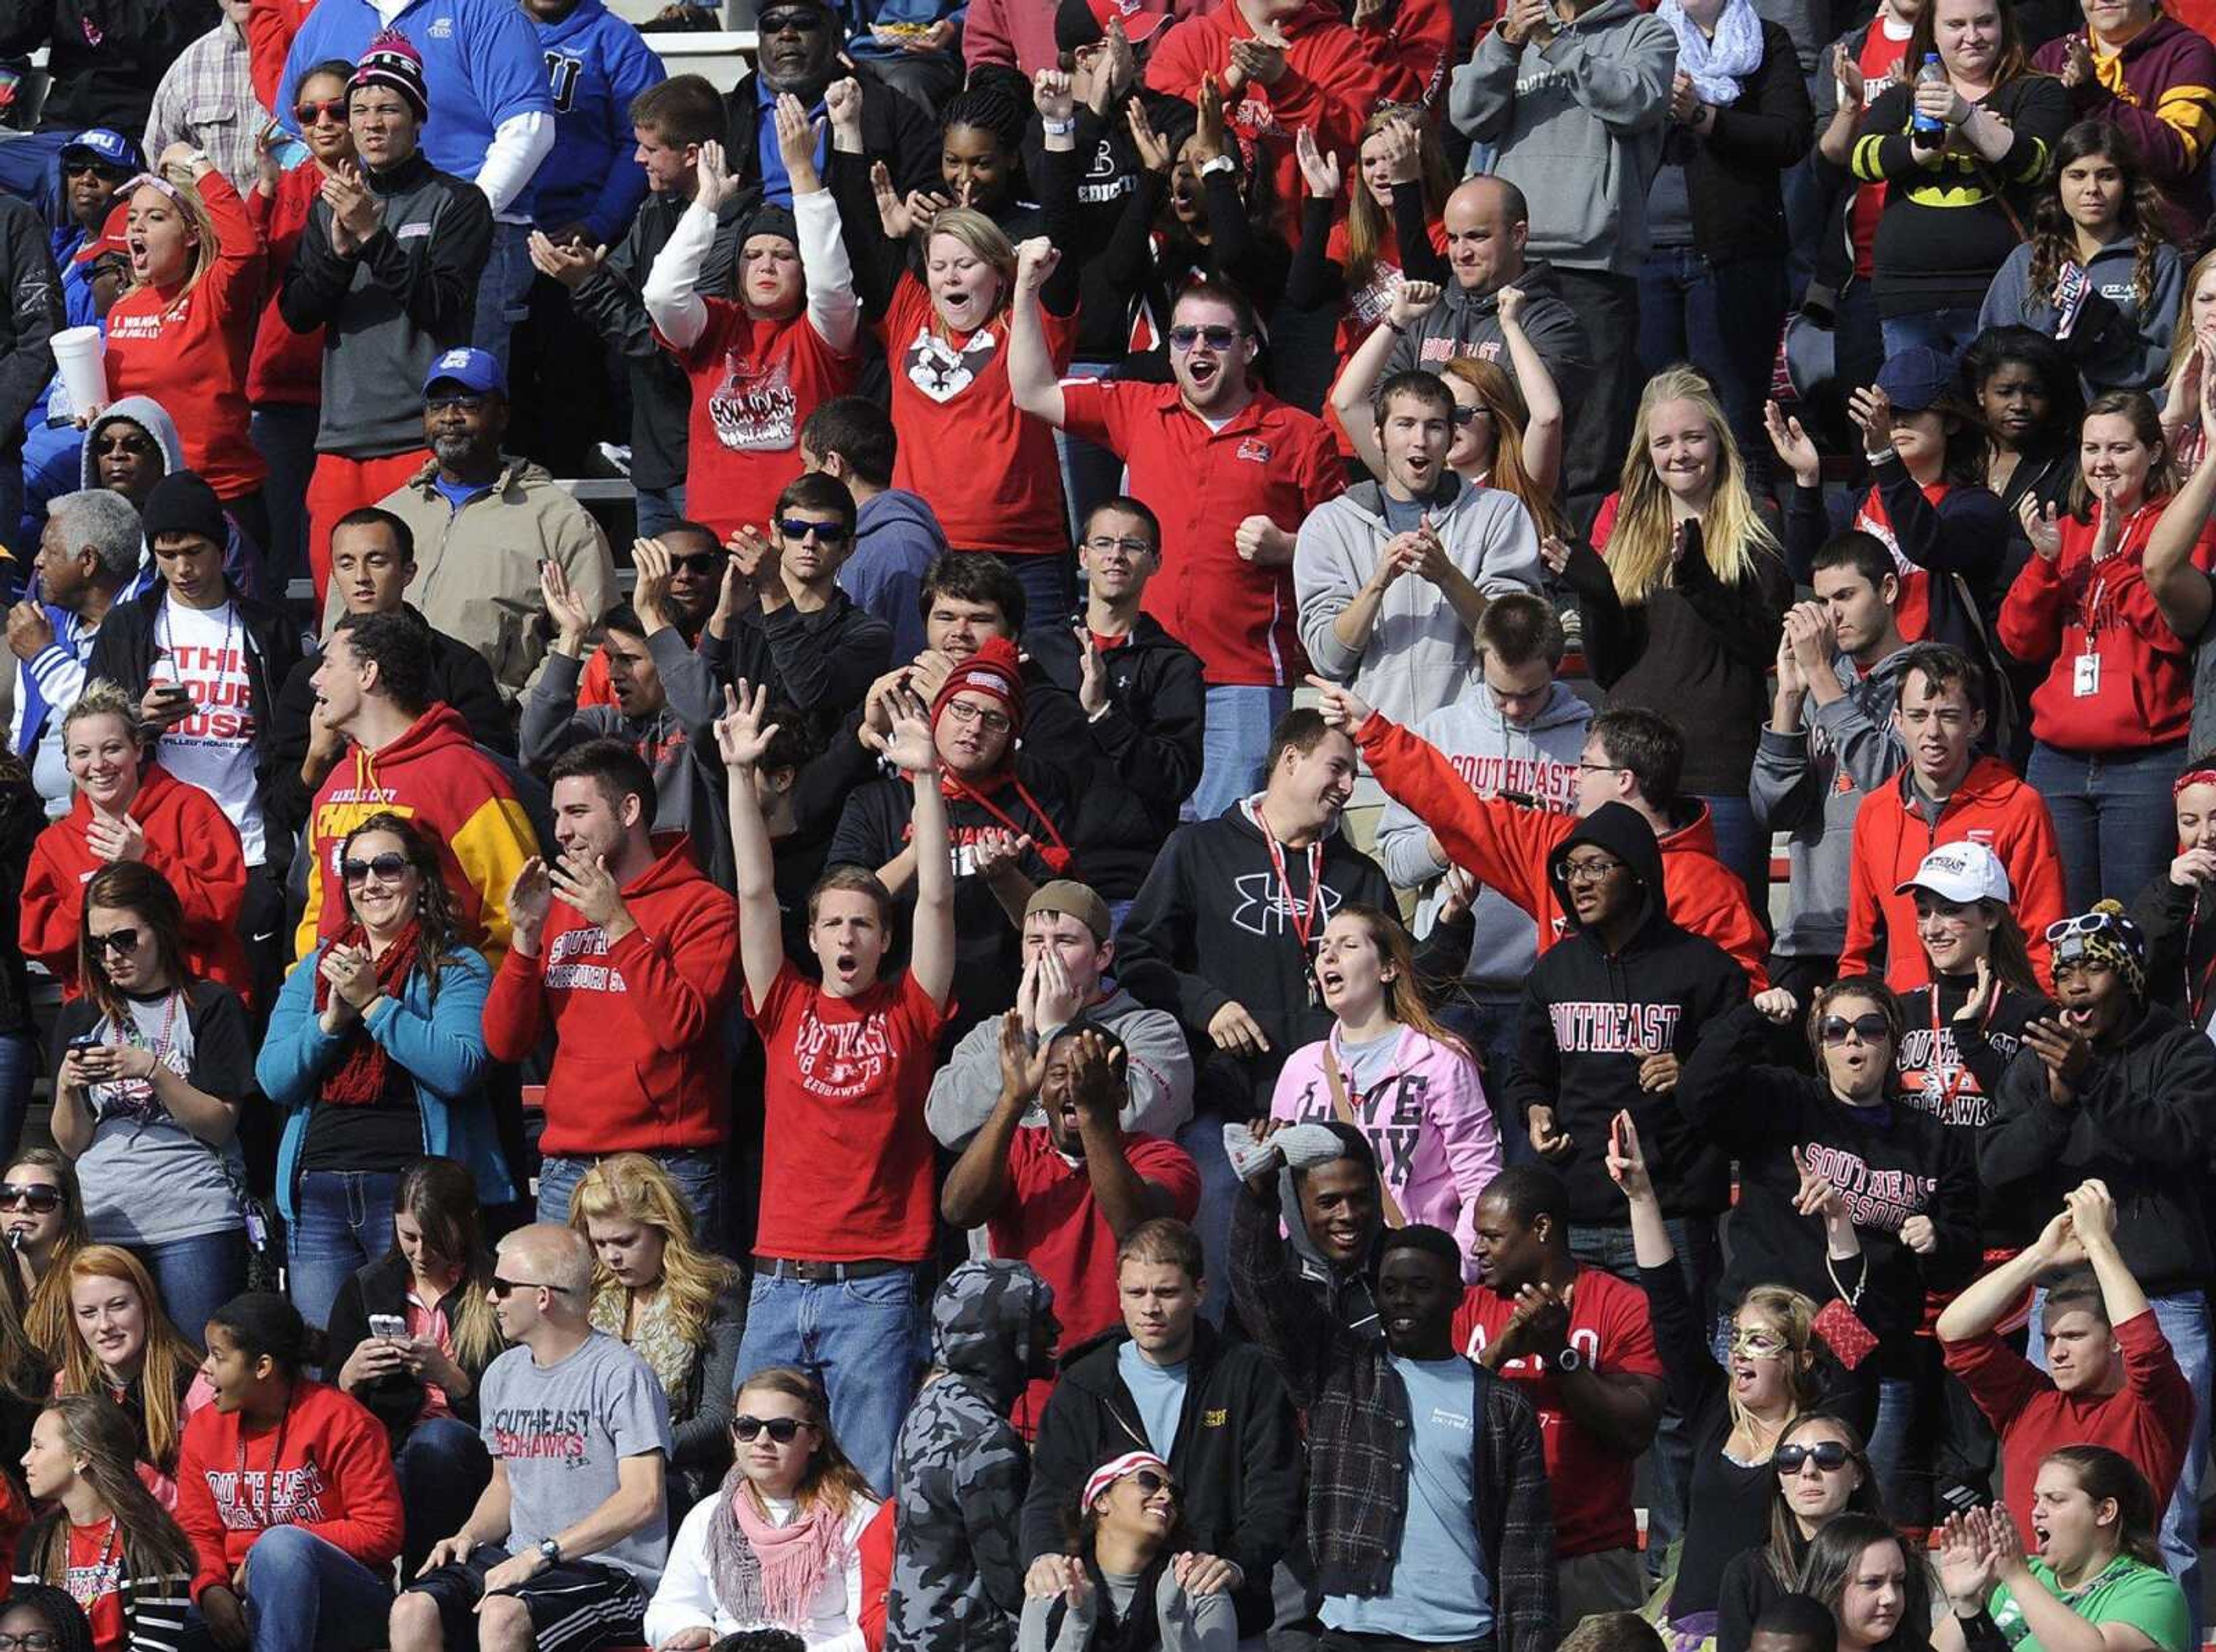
[66,1033,100,1051]
[368,1314,406,1340]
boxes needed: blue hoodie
[533,0,666,245]
[841,488,946,663]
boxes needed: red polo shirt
[1060,381,1344,687]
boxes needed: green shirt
[1989,1556,2189,1652]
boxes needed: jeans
[132,1230,250,1348]
[238,1525,394,1652]
[537,1149,727,1254]
[395,1415,493,1579]
[0,1032,34,1169]
[1554,267,1642,530]
[1004,550,1077,640]
[1057,360,1129,542]
[1189,684,1291,823]
[2026,741,2184,915]
[1694,792,1770,918]
[1570,1215,1722,1576]
[289,1170,403,1342]
[1865,1374,1918,1511]
[1637,249,1788,482]
[1879,305,1984,364]
[1174,1109,1240,1328]
[250,403,320,597]
[635,483,687,540]
[1833,278,1886,406]
[733,1265,924,1497]
[471,220,533,370]
[1433,995,1523,1161]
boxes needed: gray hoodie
[1450,0,1679,275]
[1749,646,1911,960]
[1380,257,1593,408]
[85,396,263,601]
[924,983,1195,1151]
[1374,680,1592,989]
[1977,235,2183,396]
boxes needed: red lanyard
[1918,980,1996,1112]
[1257,811,1324,961]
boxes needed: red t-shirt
[665,299,860,541]
[1850,22,1916,278]
[747,960,949,1263]
[1452,1267,1664,1557]
[879,273,1076,556]
[63,1515,127,1652]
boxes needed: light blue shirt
[1117,1340,1189,1458]
[1322,1354,1495,1642]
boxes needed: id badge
[2073,651,2101,698]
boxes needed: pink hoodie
[1267,1024,1503,1277]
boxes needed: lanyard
[1257,811,1324,961]
[235,1395,291,1528]
[2077,503,2157,638]
[1921,980,1996,1112]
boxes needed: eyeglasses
[942,700,1012,734]
[1774,1440,1857,1474]
[1167,324,1242,353]
[0,1183,63,1215]
[1450,405,1489,427]
[668,552,721,575]
[1084,534,1155,559]
[1560,856,1624,886]
[1727,1327,1789,1359]
[294,98,349,125]
[341,852,411,885]
[0,1632,65,1651]
[1577,760,1625,776]
[490,1276,570,1298]
[733,1414,813,1443]
[777,518,850,545]
[1818,1012,1891,1046]
[88,928,141,956]
[425,394,490,414]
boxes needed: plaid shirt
[146,17,264,197]
[1230,1185,1558,1652]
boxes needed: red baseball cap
[72,200,128,267]
[1056,0,1169,50]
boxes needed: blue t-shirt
[432,474,492,515]
[1322,1355,1495,1642]
[1116,1340,1189,1458]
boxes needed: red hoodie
[297,702,540,967]
[246,0,314,114]
[1839,757,2066,991]
[482,834,742,1155]
[1357,710,1771,986]
[20,765,250,1001]
[245,162,326,407]
[1144,0,1420,242]
[175,1379,402,1603]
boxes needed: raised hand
[995,1007,1050,1101]
[1764,400,1821,489]
[1790,1145,1845,1222]
[1847,383,1896,454]
[507,858,553,950]
[1126,99,1174,173]
[1016,235,1061,293]
[867,686,937,773]
[632,536,675,625]
[1833,42,1866,107]
[540,558,594,650]
[1754,986,1802,1025]
[1073,626,1109,715]
[971,826,1034,880]
[1033,66,1076,122]
[1380,279,1442,331]
[1603,1109,1648,1196]
[2020,1014,2091,1102]
[696,139,735,212]
[713,681,783,769]
[1294,125,1342,199]
[549,848,628,931]
[2063,1178,2117,1246]
[825,77,864,147]
[773,92,823,192]
[2017,496,2064,562]
[1304,672,1373,732]
[1227,27,1287,87]
[1193,73,1230,163]
[1495,283,1526,327]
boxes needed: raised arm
[1006,235,1066,429]
[940,1010,1043,1228]
[871,687,955,1009]
[715,681,789,1010]
[777,92,861,354]
[1329,279,1440,480]
[2142,390,2216,642]
[1496,286,1563,494]
[642,141,736,353]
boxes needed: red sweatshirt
[103,171,268,502]
[245,163,326,407]
[1995,508,2216,754]
[1145,0,1420,241]
[175,1380,403,1603]
[246,0,314,114]
[1356,710,1770,986]
[1839,758,2066,990]
[20,765,251,1001]
[1944,1310,2193,1544]
[483,834,742,1155]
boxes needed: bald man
[392,1223,673,1652]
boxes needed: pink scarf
[709,1474,848,1631]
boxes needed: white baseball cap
[1895,841,2013,905]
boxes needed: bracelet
[1040,117,1076,137]
[1384,319,1408,336]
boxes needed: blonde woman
[569,1153,743,1510]
[57,1246,209,1500]
[99,144,268,545]
[1548,367,1792,904]
[2158,246,2216,478]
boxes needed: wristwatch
[1552,1346,1584,1374]
[537,1537,563,1566]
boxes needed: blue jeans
[1189,684,1291,823]
[1879,305,1984,364]
[2026,741,2184,915]
[395,1415,493,1579]
[239,1526,394,1652]
[734,1265,923,1497]
[131,1230,250,1349]
[636,483,687,539]
[537,1149,727,1254]
[289,1170,403,1343]
[250,403,319,597]
[1004,550,1076,640]
[1865,1374,1918,1509]
[471,220,532,370]
[1637,249,1788,480]
[1695,792,1770,917]
[1173,1109,1240,1328]
[0,1032,34,1169]
[1057,359,1128,542]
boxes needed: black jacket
[1503,803,1750,1223]
[1024,616,1206,900]
[570,190,712,494]
[265,609,514,837]
[1655,20,1812,264]
[1117,806,1394,1118]
[1895,975,2050,1245]
[1678,1000,1979,1373]
[705,591,894,752]
[325,1250,500,1441]
[1020,1324,1304,1638]
[0,0,214,133]
[2131,871,2216,1028]
[1981,1001,2216,1298]
[0,193,59,452]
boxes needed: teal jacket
[257,945,514,1219]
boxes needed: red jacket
[247,0,314,114]
[103,171,268,501]
[1839,757,2066,991]
[1995,508,2214,753]
[20,765,251,1001]
[483,834,742,1155]
[1144,0,1420,241]
[245,162,325,407]
[1356,710,1770,987]
[175,1379,402,1604]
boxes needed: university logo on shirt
[905,326,997,402]
[205,1460,330,1530]
[547,925,628,993]
[710,353,799,451]
[1796,1141,1937,1230]
[792,999,895,1099]
[489,1404,594,1464]
[1546,1001,1682,1052]
[1236,438,1272,464]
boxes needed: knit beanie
[932,636,1025,736]
[739,202,799,249]
[2051,900,2148,1001]
[140,471,227,550]
[352,30,429,123]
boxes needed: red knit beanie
[932,636,1025,736]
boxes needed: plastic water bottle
[1911,52,1948,137]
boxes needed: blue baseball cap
[59,129,140,174]
[422,346,506,398]
[1874,345,1957,413]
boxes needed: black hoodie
[1503,802,1749,1224]
[1117,803,1393,1118]
[1019,1323,1304,1638]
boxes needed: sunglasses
[1167,324,1242,353]
[0,1183,62,1214]
[426,394,491,415]
[733,1414,812,1444]
[1128,1468,1178,1499]
[62,158,128,179]
[1775,1440,1857,1474]
[341,853,411,885]
[1818,1012,1891,1046]
[490,1276,570,1298]
[88,928,141,956]
[2047,913,2128,945]
[1450,404,1489,427]
[777,518,849,545]
[294,98,349,125]
[668,552,721,575]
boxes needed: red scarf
[936,768,1074,874]
[311,921,422,1106]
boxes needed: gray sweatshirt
[1019,1571,1237,1652]
[925,984,1195,1151]
[1380,257,1594,411]
[1977,235,2183,396]
[1450,0,1679,275]
[1748,646,1911,960]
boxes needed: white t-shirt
[154,597,264,865]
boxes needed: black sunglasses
[777,518,849,545]
[668,552,721,575]
[1774,1440,1857,1474]
[1818,1013,1890,1046]
[89,928,140,956]
[733,1414,812,1443]
[490,1276,570,1298]
[1450,404,1489,426]
[0,1183,63,1214]
[341,853,411,885]
[1129,1469,1179,1499]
